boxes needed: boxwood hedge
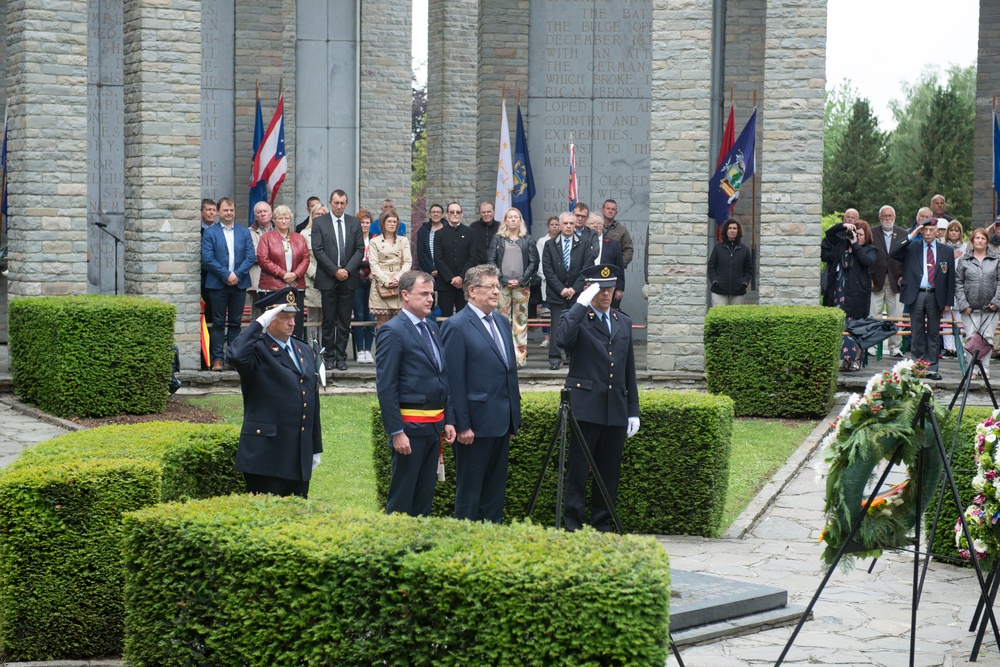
[372,390,734,536]
[704,305,843,417]
[9,295,175,417]
[122,495,671,666]
[0,422,242,661]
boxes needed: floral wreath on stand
[955,412,1000,568]
[818,359,945,568]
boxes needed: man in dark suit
[871,204,906,355]
[542,211,597,370]
[202,197,256,371]
[555,264,640,532]
[573,203,597,248]
[436,202,476,317]
[469,201,500,265]
[226,287,323,498]
[311,189,365,370]
[441,264,521,523]
[375,270,457,517]
[890,210,957,380]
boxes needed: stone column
[361,0,412,222]
[123,0,202,368]
[6,0,90,298]
[757,0,825,305]
[425,0,477,207]
[0,0,8,342]
[974,0,1000,226]
[646,0,714,372]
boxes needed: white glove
[255,306,282,328]
[626,417,640,438]
[312,454,321,471]
[577,282,601,308]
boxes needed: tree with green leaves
[824,98,890,221]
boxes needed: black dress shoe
[549,361,561,371]
[926,372,942,380]
[336,360,348,371]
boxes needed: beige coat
[368,235,412,312]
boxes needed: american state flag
[567,142,578,212]
[251,94,287,206]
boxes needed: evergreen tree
[823,98,890,220]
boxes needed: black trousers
[320,281,355,363]
[910,290,942,372]
[209,285,246,363]
[244,472,309,499]
[565,420,626,532]
[386,433,440,517]
[437,285,466,318]
[453,434,510,523]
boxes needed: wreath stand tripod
[523,389,686,667]
[774,392,1000,666]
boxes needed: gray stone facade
[974,0,1000,227]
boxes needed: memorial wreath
[956,411,1000,568]
[818,360,945,568]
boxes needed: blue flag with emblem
[248,92,267,226]
[513,103,535,233]
[708,108,756,228]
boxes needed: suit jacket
[416,222,443,275]
[542,234,596,305]
[256,230,310,291]
[889,236,957,310]
[375,312,455,439]
[226,322,323,481]
[554,303,639,427]
[436,223,476,287]
[441,306,521,438]
[870,225,906,293]
[589,234,626,291]
[311,212,365,290]
[202,222,256,290]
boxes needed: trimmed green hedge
[705,305,843,417]
[122,495,671,666]
[372,390,735,536]
[0,422,242,661]
[9,295,176,417]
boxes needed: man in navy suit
[202,197,256,371]
[890,209,957,380]
[375,270,457,516]
[441,264,521,523]
[226,287,323,498]
[542,211,597,370]
[555,264,640,532]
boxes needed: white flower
[864,373,883,396]
[988,433,997,444]
[891,359,916,375]
[881,508,893,517]
[974,539,988,555]
[841,395,861,417]
[973,474,986,492]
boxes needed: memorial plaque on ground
[528,0,651,325]
[669,569,788,632]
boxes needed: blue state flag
[993,110,1000,219]
[708,108,756,228]
[512,104,535,233]
[248,95,267,226]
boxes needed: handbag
[964,313,994,360]
[376,283,399,299]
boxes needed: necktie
[484,313,508,367]
[926,243,936,287]
[417,321,440,371]
[336,218,346,267]
[563,237,571,270]
[602,312,611,336]
[285,341,301,373]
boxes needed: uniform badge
[587,310,596,320]
[600,266,611,279]
[286,291,296,305]
[938,262,948,274]
[271,346,280,353]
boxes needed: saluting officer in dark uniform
[226,286,324,498]
[554,264,640,531]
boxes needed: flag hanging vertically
[494,99,513,220]
[248,92,267,225]
[567,143,578,212]
[712,104,736,241]
[1,103,8,231]
[512,103,535,233]
[708,108,756,230]
[993,110,1000,220]
[253,94,287,207]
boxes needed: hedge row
[9,295,176,417]
[705,305,843,417]
[0,422,242,661]
[372,390,735,536]
[122,495,671,666]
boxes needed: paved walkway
[0,399,73,469]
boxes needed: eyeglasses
[473,283,501,292]
[575,213,587,219]
[448,210,462,215]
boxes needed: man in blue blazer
[441,264,522,523]
[375,270,457,516]
[202,197,256,370]
[889,209,956,380]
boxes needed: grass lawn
[186,395,815,532]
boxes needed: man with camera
[890,209,956,380]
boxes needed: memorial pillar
[647,0,714,372]
[123,0,202,368]
[425,0,477,207]
[6,0,90,298]
[757,0,825,305]
[360,0,412,222]
[974,0,1000,226]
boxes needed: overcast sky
[411,0,980,130]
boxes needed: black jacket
[436,223,475,288]
[707,240,753,296]
[542,234,596,305]
[487,234,540,288]
[469,218,501,266]
[822,223,877,319]
[415,222,443,275]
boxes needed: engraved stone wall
[974,0,1000,226]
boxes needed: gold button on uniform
[255,429,260,434]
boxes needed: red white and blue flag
[567,143,578,211]
[251,94,288,207]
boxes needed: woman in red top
[257,204,310,338]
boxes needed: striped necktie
[563,237,571,270]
